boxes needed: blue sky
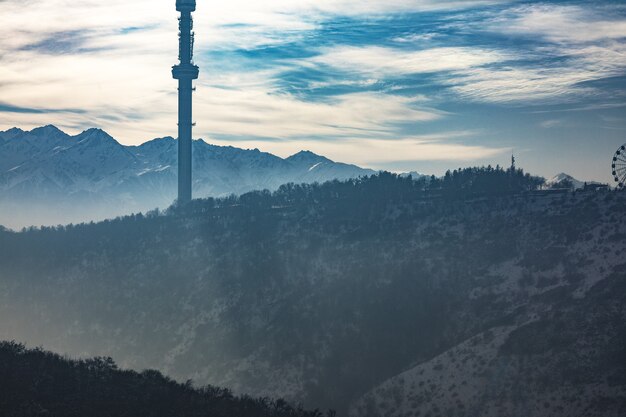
[0,0,625,182]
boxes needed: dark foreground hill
[0,169,625,416]
[0,341,328,417]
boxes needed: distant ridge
[0,125,377,228]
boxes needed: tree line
[0,341,334,417]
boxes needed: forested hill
[0,341,328,417]
[1,168,625,416]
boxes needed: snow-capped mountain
[0,125,376,228]
[545,173,588,189]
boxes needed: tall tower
[172,0,199,204]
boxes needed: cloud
[0,102,87,114]
[445,61,611,104]
[428,4,626,104]
[487,4,626,43]
[298,4,626,106]
[540,119,562,129]
[18,30,95,55]
[194,87,442,139]
[392,33,438,43]
[307,46,505,77]
[207,133,509,168]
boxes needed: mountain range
[0,125,600,229]
[0,125,375,228]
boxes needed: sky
[0,0,625,182]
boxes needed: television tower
[172,0,199,204]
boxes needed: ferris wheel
[612,144,626,188]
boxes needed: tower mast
[172,0,199,204]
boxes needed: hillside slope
[0,171,624,415]
[352,268,626,417]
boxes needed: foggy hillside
[0,170,625,416]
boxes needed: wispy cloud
[306,45,505,77]
[540,119,563,129]
[392,33,439,43]
[18,30,99,55]
[445,60,616,104]
[208,132,509,168]
[0,102,87,114]
[442,3,626,103]
[487,4,626,43]
[195,87,442,139]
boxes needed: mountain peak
[75,128,117,145]
[3,127,24,134]
[287,150,331,164]
[29,125,68,138]
[82,127,106,134]
[551,172,574,181]
[140,136,176,147]
[1,127,25,140]
[546,172,585,189]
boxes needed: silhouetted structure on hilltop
[172,0,199,203]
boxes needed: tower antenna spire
[173,0,199,204]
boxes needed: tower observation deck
[172,0,199,204]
